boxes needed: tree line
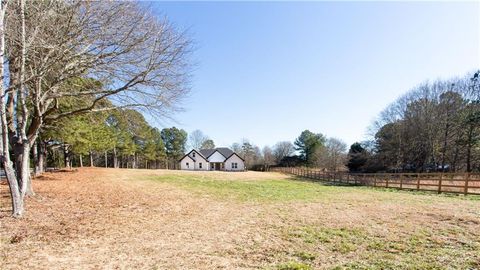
[42,107,194,171]
[347,72,479,173]
[234,131,348,172]
[259,71,479,174]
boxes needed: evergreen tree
[347,142,368,172]
[294,130,326,166]
[161,127,187,169]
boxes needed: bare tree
[370,73,479,172]
[0,0,24,217]
[200,139,215,149]
[273,141,295,164]
[188,130,208,149]
[316,138,347,172]
[262,146,274,169]
[3,1,192,217]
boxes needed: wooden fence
[271,167,480,195]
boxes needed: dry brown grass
[1,168,479,269]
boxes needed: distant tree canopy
[273,141,295,164]
[362,71,480,173]
[316,138,347,172]
[201,139,215,149]
[188,130,209,150]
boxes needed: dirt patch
[1,168,479,269]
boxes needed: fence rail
[271,167,480,195]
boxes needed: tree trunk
[466,124,474,172]
[113,147,118,168]
[441,123,449,172]
[104,151,108,168]
[32,139,40,176]
[14,141,33,197]
[22,143,33,196]
[0,1,24,217]
[63,144,70,169]
[3,159,24,217]
[90,151,94,167]
[16,0,33,198]
[38,140,46,174]
[79,154,83,167]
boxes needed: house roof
[180,147,242,163]
[200,147,234,160]
[198,149,216,158]
[178,153,195,162]
[225,152,245,162]
[178,149,207,162]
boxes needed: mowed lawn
[1,169,479,269]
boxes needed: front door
[215,163,221,170]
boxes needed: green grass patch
[287,225,480,269]
[293,251,316,261]
[143,174,342,202]
[276,261,312,270]
[142,173,480,205]
[289,226,365,254]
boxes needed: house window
[186,162,189,168]
[199,162,202,169]
[232,162,238,169]
[193,152,196,158]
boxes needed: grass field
[1,168,479,269]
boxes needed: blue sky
[150,1,480,148]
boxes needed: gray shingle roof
[199,149,215,158]
[199,147,234,159]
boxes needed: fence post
[438,173,443,194]
[399,174,403,189]
[386,176,389,188]
[373,174,377,187]
[416,175,420,191]
[464,173,470,195]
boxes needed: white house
[179,147,245,171]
